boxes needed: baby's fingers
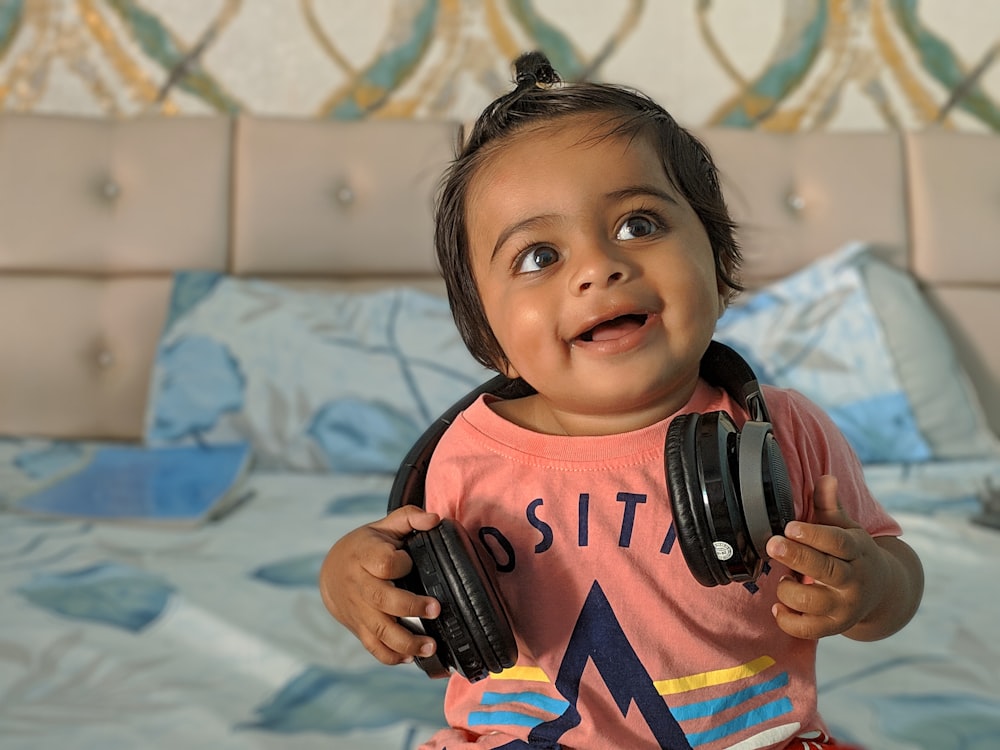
[771,573,850,639]
[369,585,440,665]
[362,613,438,665]
[363,575,441,621]
[361,543,421,582]
[370,505,442,540]
[771,599,841,640]
[767,533,852,587]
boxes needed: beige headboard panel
[905,131,1000,437]
[231,117,454,279]
[0,114,232,440]
[906,132,1000,283]
[0,114,997,441]
[697,130,909,285]
[0,114,231,273]
[0,275,173,439]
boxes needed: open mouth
[578,313,649,343]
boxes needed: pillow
[716,243,999,464]
[859,257,998,460]
[144,274,493,472]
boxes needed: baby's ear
[716,285,729,320]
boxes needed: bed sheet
[1,471,446,750]
[819,460,1000,748]
[1,463,999,750]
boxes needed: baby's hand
[765,475,891,640]
[319,506,442,665]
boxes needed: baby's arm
[319,506,442,664]
[765,475,924,642]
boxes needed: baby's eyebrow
[491,214,557,262]
[607,184,680,205]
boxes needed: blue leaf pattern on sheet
[144,277,492,471]
[308,398,422,473]
[162,270,222,335]
[13,441,85,480]
[245,664,447,733]
[16,562,174,632]
[252,554,324,588]
[147,335,245,442]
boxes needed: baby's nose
[572,242,629,292]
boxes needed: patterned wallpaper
[0,0,997,131]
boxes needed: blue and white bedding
[818,461,1000,749]
[1,462,999,749]
[3,246,1000,749]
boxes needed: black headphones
[664,340,795,587]
[387,340,794,681]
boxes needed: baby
[319,51,923,750]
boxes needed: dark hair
[435,51,742,373]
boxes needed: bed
[1,113,999,749]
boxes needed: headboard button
[101,178,122,202]
[96,349,115,369]
[785,190,806,214]
[335,183,356,206]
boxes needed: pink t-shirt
[419,381,901,750]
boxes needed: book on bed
[13,442,253,526]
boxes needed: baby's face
[464,114,726,436]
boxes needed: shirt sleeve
[764,386,903,538]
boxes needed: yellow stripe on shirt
[492,665,551,682]
[654,655,776,695]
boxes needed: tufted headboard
[1,114,998,441]
[698,128,1000,440]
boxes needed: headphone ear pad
[434,520,517,675]
[666,413,725,587]
[402,520,516,682]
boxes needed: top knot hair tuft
[513,51,561,90]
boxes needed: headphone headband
[698,341,770,423]
[388,340,764,513]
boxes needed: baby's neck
[487,385,698,436]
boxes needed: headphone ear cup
[738,421,795,559]
[434,520,517,677]
[666,412,727,587]
[397,527,458,679]
[400,519,516,682]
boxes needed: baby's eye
[517,245,559,273]
[616,215,658,241]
